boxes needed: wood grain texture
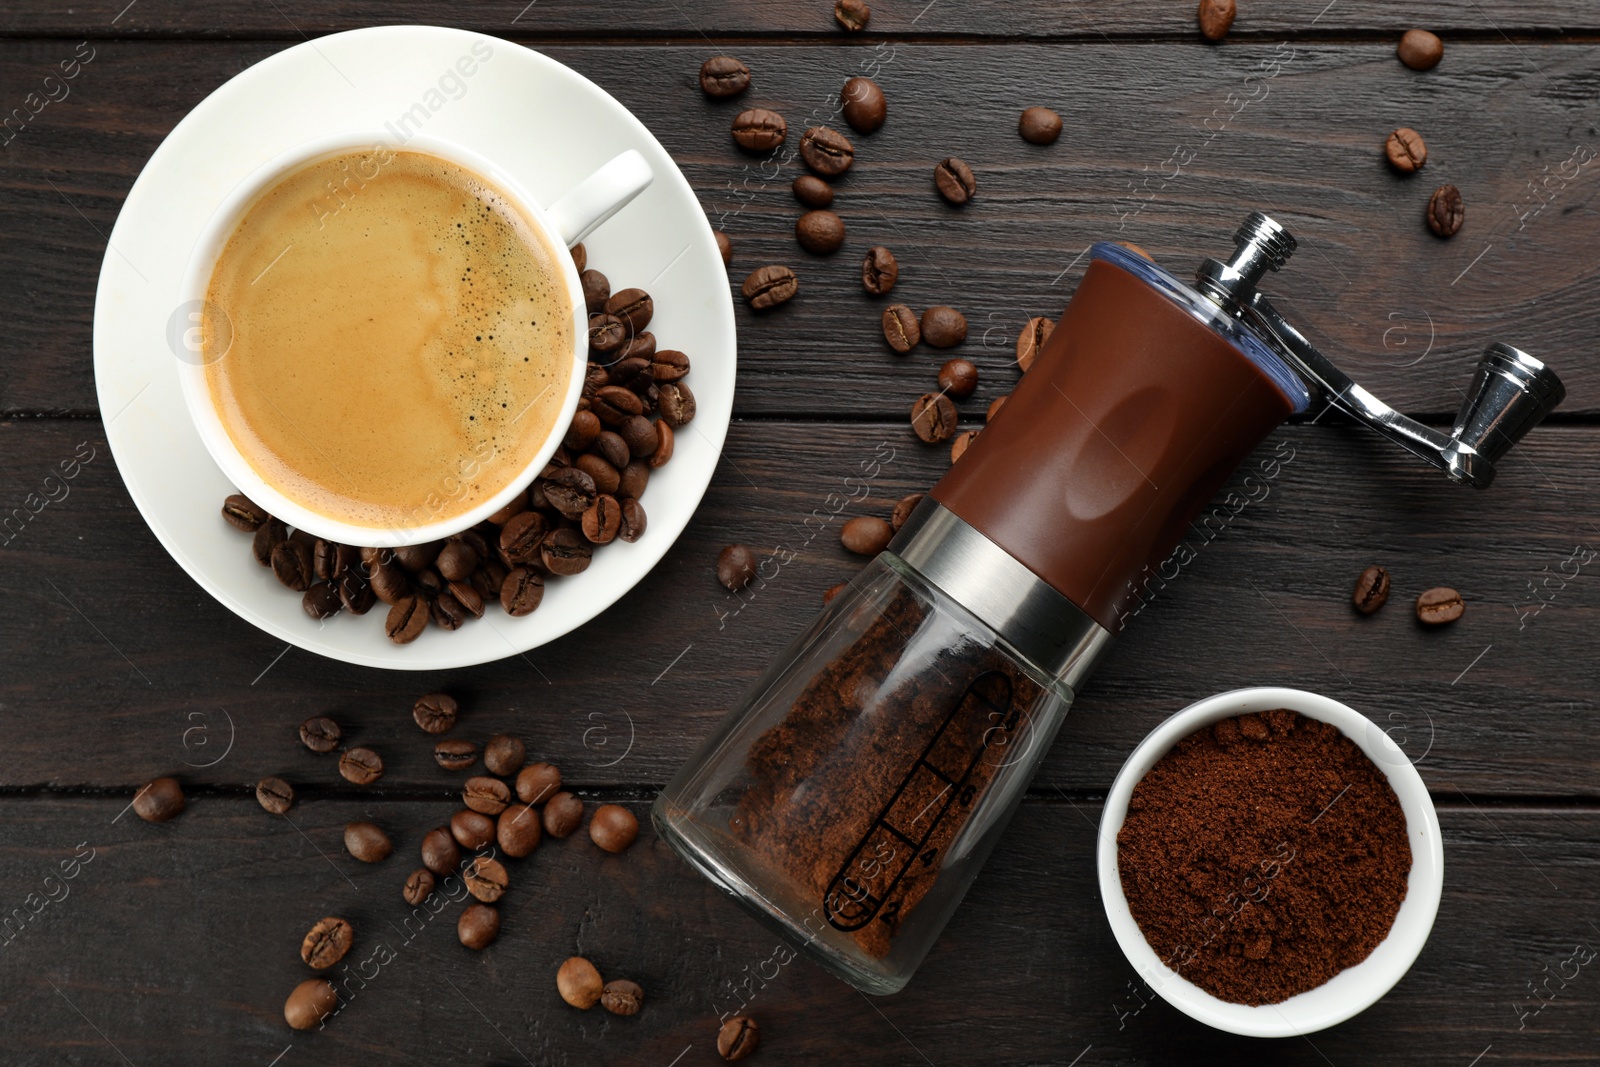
[2,418,1596,795]
[3,40,1598,416]
[0,795,1593,1065]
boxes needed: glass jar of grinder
[653,213,1566,993]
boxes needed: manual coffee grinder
[654,213,1565,993]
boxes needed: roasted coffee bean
[582,495,623,544]
[344,821,392,862]
[571,242,587,272]
[359,545,393,568]
[1398,28,1443,70]
[841,76,886,133]
[497,804,542,858]
[715,230,732,266]
[434,739,479,771]
[543,467,598,518]
[516,761,562,805]
[222,493,268,532]
[339,747,384,785]
[464,856,509,903]
[939,358,979,398]
[658,382,697,427]
[403,868,435,906]
[463,776,511,815]
[1352,565,1392,614]
[581,362,611,402]
[564,410,602,454]
[252,519,287,566]
[619,498,648,543]
[1016,315,1054,371]
[499,511,550,566]
[589,804,640,853]
[558,957,604,1009]
[920,306,968,348]
[601,979,645,1016]
[451,809,495,851]
[133,777,184,823]
[1427,184,1465,237]
[311,540,350,581]
[580,269,611,313]
[1019,106,1063,145]
[1385,127,1427,173]
[911,392,959,444]
[301,916,354,970]
[718,1016,760,1061]
[592,384,645,426]
[543,792,585,838]
[861,246,898,296]
[413,567,445,600]
[473,558,509,601]
[368,560,410,604]
[430,592,468,631]
[618,460,650,500]
[604,288,654,334]
[882,304,920,352]
[587,431,626,471]
[609,356,653,394]
[385,596,428,644]
[434,540,477,581]
[393,542,442,572]
[289,528,317,549]
[338,573,375,615]
[699,55,750,98]
[285,979,337,1031]
[950,428,979,463]
[890,493,925,531]
[302,583,342,621]
[588,313,627,355]
[796,209,846,255]
[1197,0,1236,41]
[1416,586,1465,624]
[718,544,759,591]
[793,174,834,208]
[413,692,458,734]
[300,715,342,752]
[742,264,799,310]
[841,516,893,556]
[571,456,617,499]
[834,0,870,31]
[500,567,546,616]
[271,539,315,591]
[731,107,787,152]
[648,420,674,469]
[823,581,848,605]
[421,827,461,876]
[458,903,500,950]
[987,395,1007,420]
[934,157,976,205]
[542,529,593,575]
[800,126,854,177]
[256,776,295,815]
[447,579,485,619]
[649,349,690,384]
[619,415,659,458]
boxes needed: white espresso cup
[174,131,653,547]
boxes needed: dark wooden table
[4,2,1599,1063]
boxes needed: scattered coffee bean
[299,715,342,753]
[133,777,184,823]
[369,560,410,604]
[841,76,886,133]
[732,108,787,152]
[796,209,846,254]
[800,126,855,177]
[256,776,295,815]
[284,979,337,1031]
[861,246,898,295]
[458,903,500,950]
[1352,565,1392,615]
[500,511,549,566]
[589,804,640,853]
[920,306,968,348]
[558,956,605,1009]
[699,55,751,98]
[451,809,496,851]
[835,0,870,29]
[338,573,375,615]
[911,393,959,444]
[301,916,354,970]
[413,692,459,734]
[501,567,546,616]
[1427,184,1465,237]
[302,583,342,621]
[344,821,393,863]
[718,544,759,591]
[951,428,979,463]
[718,1015,760,1061]
[465,856,509,903]
[841,516,893,556]
[339,747,384,785]
[791,175,835,210]
[434,739,479,771]
[252,519,286,566]
[543,792,585,838]
[1385,127,1427,173]
[1197,0,1236,41]
[271,539,315,591]
[823,582,848,605]
[939,358,978,398]
[571,242,587,272]
[1398,28,1443,70]
[650,348,690,384]
[1018,106,1063,145]
[605,288,654,334]
[1016,316,1054,371]
[448,580,485,619]
[890,493,924,531]
[715,230,732,266]
[463,776,511,815]
[421,827,461,876]
[516,762,562,805]
[433,540,476,582]
[882,304,921,352]
[385,596,428,644]
[580,269,610,313]
[403,868,435,906]
[659,382,697,427]
[742,264,799,310]
[221,493,268,532]
[648,421,675,470]
[484,734,526,777]
[583,495,622,544]
[602,979,645,1016]
[618,460,650,500]
[987,395,1007,420]
[588,313,628,355]
[313,540,355,582]
[934,157,976,205]
[1416,586,1465,625]
[393,542,441,572]
[542,528,594,576]
[498,804,542,858]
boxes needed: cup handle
[545,149,654,248]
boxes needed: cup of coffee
[175,131,652,546]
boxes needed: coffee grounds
[1116,709,1411,1005]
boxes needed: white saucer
[92,25,736,671]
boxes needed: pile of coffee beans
[1350,564,1466,625]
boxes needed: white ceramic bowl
[1096,686,1444,1037]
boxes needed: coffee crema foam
[204,148,574,531]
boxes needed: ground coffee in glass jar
[1116,709,1411,1005]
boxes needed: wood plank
[2,417,1597,796]
[0,795,1593,1064]
[3,40,1599,416]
